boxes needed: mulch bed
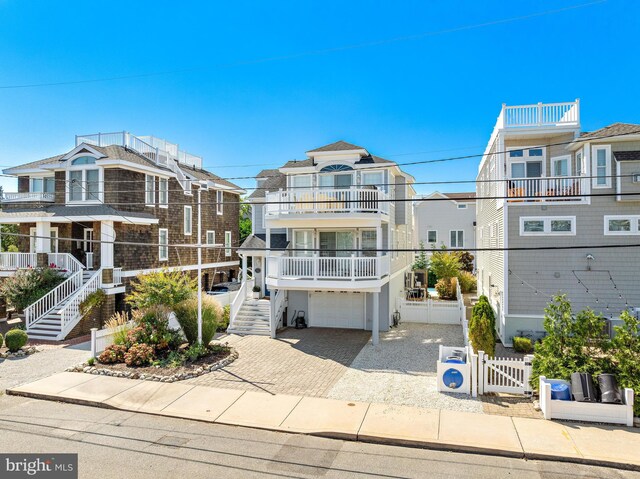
[103,348,232,377]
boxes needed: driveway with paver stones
[185,328,370,397]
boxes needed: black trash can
[598,374,623,404]
[571,372,597,402]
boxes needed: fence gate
[478,352,533,395]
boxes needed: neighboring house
[476,100,640,346]
[0,132,244,340]
[414,191,476,256]
[235,141,416,344]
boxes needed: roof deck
[497,100,580,130]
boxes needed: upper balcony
[497,100,580,130]
[0,191,55,204]
[264,187,391,227]
[266,254,390,291]
[506,176,589,204]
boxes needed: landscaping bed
[67,345,237,382]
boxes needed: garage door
[308,292,364,329]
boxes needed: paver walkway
[7,372,640,471]
[186,328,370,396]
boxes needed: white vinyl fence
[90,323,132,357]
[397,281,466,325]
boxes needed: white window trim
[592,145,612,189]
[520,216,576,236]
[507,146,547,178]
[184,205,193,236]
[159,228,168,261]
[224,231,232,257]
[551,155,572,177]
[426,230,437,244]
[449,230,464,248]
[289,174,313,189]
[29,176,55,193]
[65,161,103,204]
[216,190,224,215]
[206,230,216,245]
[604,215,640,235]
[145,174,156,206]
[158,178,168,208]
[576,150,584,177]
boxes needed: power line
[0,1,605,90]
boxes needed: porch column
[101,220,115,286]
[372,292,380,346]
[241,254,248,283]
[35,222,51,267]
[264,229,271,297]
[376,226,382,256]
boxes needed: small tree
[429,248,461,281]
[239,200,252,243]
[454,251,475,273]
[0,224,19,252]
[611,310,640,416]
[0,267,65,312]
[471,295,496,341]
[412,241,428,271]
[469,295,496,355]
[126,269,196,310]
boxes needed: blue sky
[0,0,638,195]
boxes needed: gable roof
[443,192,476,201]
[579,123,640,140]
[307,140,366,153]
[280,154,395,169]
[248,169,286,200]
[238,233,289,251]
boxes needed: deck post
[372,292,379,346]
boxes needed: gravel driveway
[327,323,483,413]
[0,343,90,392]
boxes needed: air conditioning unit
[633,174,640,183]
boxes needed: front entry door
[84,228,94,269]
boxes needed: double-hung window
[159,229,168,261]
[552,156,571,177]
[145,175,156,205]
[427,230,437,244]
[604,215,640,235]
[206,230,216,245]
[224,231,232,256]
[30,177,55,194]
[216,190,223,215]
[520,216,576,236]
[362,171,385,192]
[592,145,611,188]
[361,230,377,257]
[159,178,168,207]
[184,206,192,235]
[450,230,464,248]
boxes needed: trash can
[598,374,622,404]
[571,372,597,402]
[550,381,572,401]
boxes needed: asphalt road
[0,395,637,479]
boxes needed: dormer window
[66,155,101,203]
[320,164,353,173]
[319,165,353,189]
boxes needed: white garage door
[308,292,364,329]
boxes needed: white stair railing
[58,269,103,339]
[229,279,248,330]
[270,289,287,339]
[24,270,84,329]
[47,253,84,274]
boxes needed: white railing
[113,267,123,285]
[268,255,388,281]
[24,270,84,329]
[0,253,37,270]
[59,268,103,339]
[90,322,133,357]
[76,131,201,190]
[397,297,461,324]
[0,192,55,203]
[270,289,288,339]
[506,176,588,202]
[265,187,389,216]
[47,253,84,274]
[85,252,94,270]
[229,279,248,329]
[478,351,534,395]
[499,100,579,128]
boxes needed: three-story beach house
[0,132,244,340]
[233,141,415,344]
[476,100,640,345]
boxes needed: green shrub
[0,267,65,312]
[126,269,196,309]
[87,357,95,366]
[412,242,428,270]
[471,295,496,341]
[124,343,155,367]
[469,312,495,356]
[457,271,477,294]
[0,332,3,349]
[80,289,106,318]
[98,344,127,364]
[132,307,180,351]
[435,278,456,300]
[429,249,461,281]
[427,269,437,288]
[531,295,611,389]
[252,285,261,293]
[5,329,28,352]
[610,310,640,416]
[173,294,222,346]
[218,305,230,332]
[513,336,533,354]
[453,251,475,273]
[184,343,209,362]
[105,311,132,346]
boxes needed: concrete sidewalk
[7,372,640,471]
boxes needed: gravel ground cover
[327,323,484,413]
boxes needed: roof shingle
[579,123,640,140]
[307,140,366,153]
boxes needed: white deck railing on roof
[265,187,389,216]
[0,192,55,203]
[497,100,580,128]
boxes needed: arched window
[320,164,353,172]
[71,156,97,166]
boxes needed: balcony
[0,192,55,204]
[264,187,390,226]
[498,101,580,129]
[266,255,390,291]
[506,176,588,203]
